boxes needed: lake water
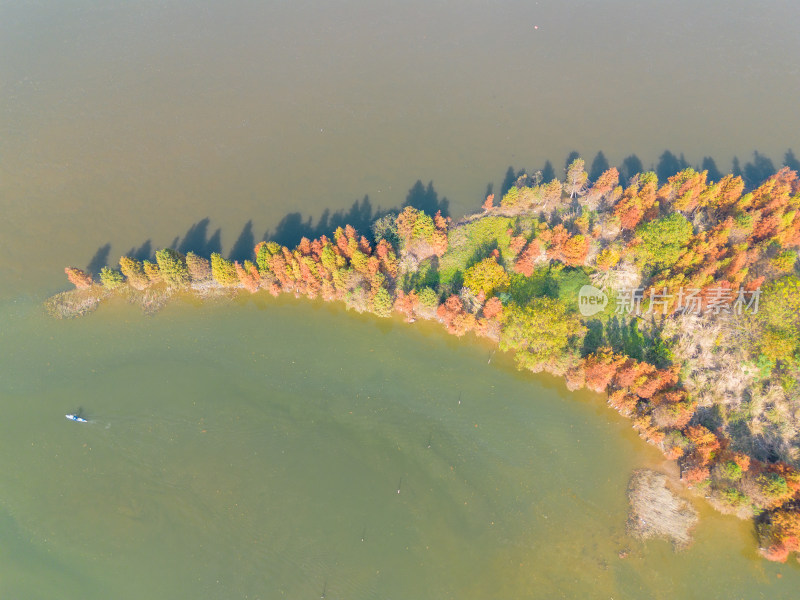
[1,1,799,597]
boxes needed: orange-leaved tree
[65,267,93,289]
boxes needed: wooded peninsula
[48,160,800,562]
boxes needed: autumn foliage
[463,255,509,296]
[759,507,800,562]
[437,295,476,337]
[513,239,542,276]
[119,257,150,290]
[65,267,93,289]
[54,161,800,562]
[393,290,420,322]
[235,260,261,293]
[186,252,211,282]
[396,206,448,259]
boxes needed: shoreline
[48,162,800,562]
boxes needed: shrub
[683,465,710,485]
[719,488,750,509]
[758,508,800,562]
[393,290,419,321]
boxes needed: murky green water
[2,0,800,597]
[1,296,797,599]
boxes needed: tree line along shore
[49,159,800,562]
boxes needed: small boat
[65,414,89,423]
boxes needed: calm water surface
[1,297,797,599]
[2,1,800,597]
[2,0,799,296]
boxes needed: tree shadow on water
[265,180,451,249]
[619,154,644,184]
[228,220,255,262]
[403,180,450,217]
[86,243,111,275]
[588,151,610,181]
[266,195,382,248]
[656,150,689,183]
[86,151,794,272]
[126,240,153,262]
[564,150,580,174]
[175,218,222,257]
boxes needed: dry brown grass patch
[627,469,699,550]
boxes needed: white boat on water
[65,414,89,423]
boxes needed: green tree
[319,243,338,272]
[717,461,743,481]
[463,256,510,297]
[756,473,789,504]
[143,260,161,283]
[255,241,281,274]
[119,256,150,290]
[372,212,399,248]
[155,248,190,287]
[99,267,124,290]
[636,212,693,270]
[418,287,439,310]
[371,287,393,318]
[753,275,800,365]
[771,250,797,273]
[501,186,522,208]
[499,298,586,369]
[210,252,239,286]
